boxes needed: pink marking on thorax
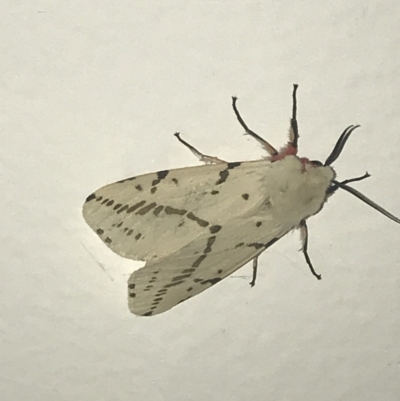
[271,142,313,170]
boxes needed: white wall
[2,1,400,400]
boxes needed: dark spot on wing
[193,278,203,283]
[227,162,241,169]
[85,193,96,202]
[127,201,146,213]
[151,187,157,194]
[182,268,196,273]
[135,184,143,191]
[235,242,244,248]
[165,206,187,216]
[256,221,262,227]
[117,222,123,228]
[246,238,280,250]
[164,280,185,288]
[128,283,135,289]
[135,233,142,240]
[187,287,193,292]
[247,243,264,250]
[101,198,110,204]
[201,278,222,285]
[215,162,242,186]
[217,269,223,274]
[172,178,178,184]
[204,236,216,253]
[96,228,104,235]
[216,170,229,185]
[242,193,249,200]
[153,205,164,216]
[96,196,103,202]
[187,212,209,227]
[127,229,133,236]
[105,237,112,243]
[129,292,136,298]
[192,254,207,267]
[211,190,219,195]
[136,202,157,215]
[172,274,192,281]
[114,203,122,210]
[152,170,169,186]
[143,311,153,316]
[209,225,222,234]
[117,204,129,214]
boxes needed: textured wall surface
[2,2,400,400]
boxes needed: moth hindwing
[83,85,400,316]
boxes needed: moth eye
[311,160,323,167]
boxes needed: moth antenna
[324,125,360,166]
[332,180,400,224]
[327,172,370,195]
[231,96,278,156]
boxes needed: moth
[83,85,400,316]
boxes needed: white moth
[83,85,400,317]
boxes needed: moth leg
[299,220,321,280]
[249,257,258,287]
[174,133,226,164]
[231,97,278,157]
[288,84,299,150]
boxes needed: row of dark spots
[187,212,209,227]
[186,212,221,235]
[235,237,279,251]
[114,200,157,216]
[149,286,169,311]
[85,194,116,207]
[192,277,221,286]
[157,236,219,293]
[95,228,112,244]
[191,235,218,268]
[216,162,242,186]
[128,282,136,298]
[113,224,141,240]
